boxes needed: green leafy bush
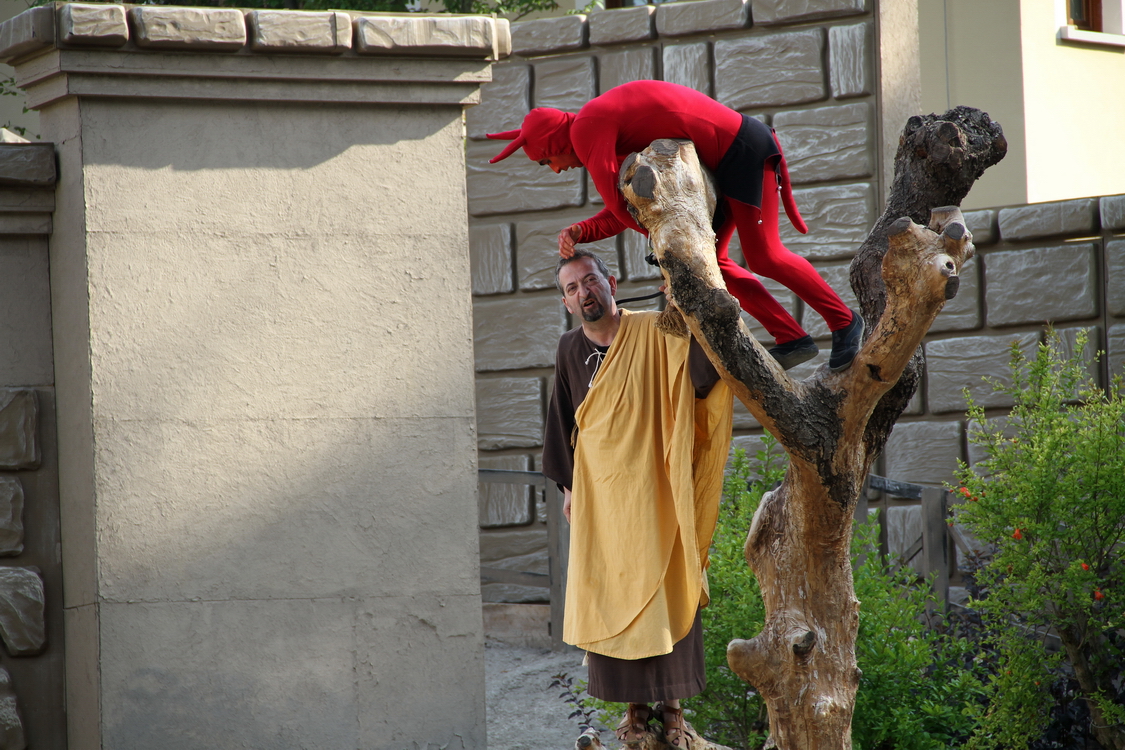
[952,331,1125,750]
[685,439,986,750]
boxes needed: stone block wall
[466,0,880,603]
[0,143,64,748]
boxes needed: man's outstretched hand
[558,225,581,257]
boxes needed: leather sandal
[659,704,693,750]
[615,703,652,744]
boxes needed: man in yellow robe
[541,250,734,748]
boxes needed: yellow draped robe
[563,310,734,659]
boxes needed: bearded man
[542,249,734,749]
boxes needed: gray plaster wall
[0,3,511,747]
[58,102,483,749]
[467,0,879,603]
[467,1,1125,600]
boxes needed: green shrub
[952,331,1125,750]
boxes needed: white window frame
[1058,0,1125,48]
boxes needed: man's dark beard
[580,297,606,322]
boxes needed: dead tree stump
[616,108,1006,750]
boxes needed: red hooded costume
[489,80,852,343]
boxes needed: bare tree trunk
[616,109,1006,750]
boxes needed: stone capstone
[475,377,543,450]
[773,102,871,184]
[0,666,24,750]
[777,181,874,260]
[516,219,617,291]
[883,420,962,487]
[0,566,45,656]
[0,144,57,188]
[997,198,1098,240]
[925,332,1039,414]
[478,454,534,527]
[828,22,870,99]
[470,224,514,296]
[599,47,656,93]
[0,390,38,470]
[588,5,655,45]
[533,56,596,111]
[715,28,826,109]
[511,15,587,56]
[467,140,584,217]
[656,0,749,37]
[752,0,867,25]
[473,297,564,372]
[248,10,351,53]
[1100,194,1125,231]
[1107,239,1125,317]
[59,3,128,47]
[662,42,711,95]
[129,6,247,51]
[984,244,1096,327]
[355,15,497,57]
[0,478,23,557]
[466,64,529,140]
[0,6,52,62]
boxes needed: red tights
[714,164,853,344]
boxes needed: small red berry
[1012,528,1023,540]
[1094,589,1105,601]
[960,487,971,497]
[969,495,978,502]
[1082,563,1090,571]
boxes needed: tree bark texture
[616,109,1006,750]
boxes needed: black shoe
[768,335,818,370]
[828,310,865,372]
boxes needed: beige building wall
[921,0,1125,208]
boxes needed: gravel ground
[485,639,614,750]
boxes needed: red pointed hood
[487,108,576,163]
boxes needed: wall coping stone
[0,3,511,63]
[588,5,655,45]
[997,197,1098,241]
[0,143,56,188]
[656,0,749,37]
[510,14,586,56]
[59,4,128,48]
[248,10,351,53]
[1100,194,1125,230]
[753,0,867,26]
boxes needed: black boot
[767,335,818,370]
[828,310,865,372]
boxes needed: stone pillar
[0,4,509,748]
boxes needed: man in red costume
[488,80,864,372]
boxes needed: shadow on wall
[79,99,450,171]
